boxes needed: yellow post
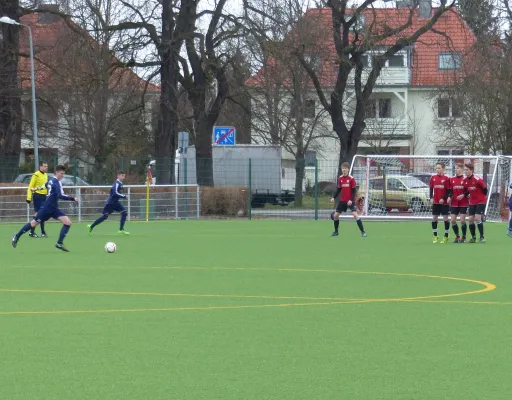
[146,168,151,222]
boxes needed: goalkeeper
[26,161,49,238]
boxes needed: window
[305,100,315,119]
[362,55,371,68]
[305,150,316,167]
[370,178,384,190]
[437,98,461,119]
[366,98,392,118]
[387,178,406,191]
[345,14,366,32]
[439,52,462,70]
[379,99,391,118]
[437,149,464,156]
[304,53,321,72]
[388,55,404,67]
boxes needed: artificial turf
[1,219,511,399]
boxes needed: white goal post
[350,155,512,222]
[0,184,200,224]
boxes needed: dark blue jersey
[42,177,75,210]
[106,180,126,205]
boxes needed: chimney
[37,4,60,24]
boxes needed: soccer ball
[105,242,117,253]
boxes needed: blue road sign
[213,126,236,146]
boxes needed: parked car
[358,175,430,213]
[13,173,89,186]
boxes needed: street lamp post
[0,16,39,171]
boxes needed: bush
[201,187,248,217]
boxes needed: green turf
[1,219,512,399]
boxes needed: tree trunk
[92,155,107,185]
[0,0,22,182]
[195,115,214,186]
[154,1,178,185]
[294,156,305,207]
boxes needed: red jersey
[337,175,357,202]
[429,174,450,204]
[449,175,469,207]
[462,175,487,205]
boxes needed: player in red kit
[462,162,487,243]
[329,162,367,237]
[429,162,451,243]
[447,163,468,243]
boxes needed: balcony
[363,118,409,137]
[349,67,411,86]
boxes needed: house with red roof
[246,6,476,162]
[15,7,159,174]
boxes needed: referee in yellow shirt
[27,161,49,238]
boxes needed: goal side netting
[350,155,512,223]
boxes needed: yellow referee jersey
[27,170,48,202]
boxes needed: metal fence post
[77,187,82,222]
[248,158,252,220]
[127,187,131,221]
[314,158,319,221]
[184,158,188,219]
[196,185,200,219]
[175,185,179,219]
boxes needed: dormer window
[345,14,366,32]
[438,52,462,70]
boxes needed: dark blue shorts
[34,207,66,223]
[32,193,47,213]
[103,203,126,215]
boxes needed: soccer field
[1,220,511,399]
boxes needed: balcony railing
[349,67,411,86]
[363,118,408,136]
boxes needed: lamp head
[0,16,19,25]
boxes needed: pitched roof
[18,13,160,93]
[246,7,476,88]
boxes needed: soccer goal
[350,155,512,222]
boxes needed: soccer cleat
[41,233,48,238]
[441,237,449,244]
[468,237,477,243]
[361,232,367,237]
[507,231,512,238]
[87,224,93,236]
[460,236,466,243]
[118,230,130,235]
[432,236,438,244]
[453,236,460,243]
[478,237,486,243]
[28,233,39,238]
[331,231,339,237]
[11,234,18,249]
[55,243,69,252]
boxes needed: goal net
[350,155,512,223]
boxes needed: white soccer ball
[105,242,117,253]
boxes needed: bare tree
[281,0,457,172]
[244,0,335,205]
[23,1,155,183]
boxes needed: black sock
[452,223,459,236]
[91,214,108,230]
[40,221,46,235]
[431,221,438,236]
[461,223,467,237]
[444,220,450,237]
[30,225,35,235]
[477,221,484,238]
[17,222,32,239]
[356,218,364,233]
[58,224,70,245]
[469,223,476,238]
[334,219,339,232]
[120,212,127,231]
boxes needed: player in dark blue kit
[12,165,78,252]
[87,171,130,235]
